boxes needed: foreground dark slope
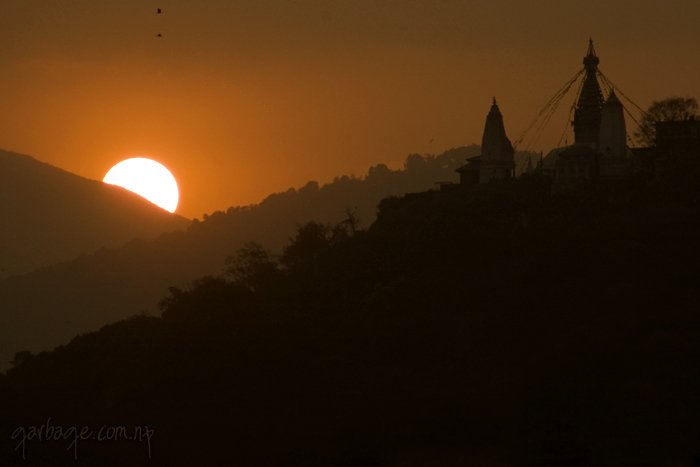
[0,147,481,370]
[2,156,700,466]
[0,149,188,278]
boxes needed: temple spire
[455,98,514,185]
[479,98,515,182]
[587,37,596,57]
[583,37,600,71]
[599,87,627,159]
[574,38,604,144]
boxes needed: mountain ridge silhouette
[0,145,537,370]
[2,155,700,465]
[0,149,189,279]
[0,146,492,370]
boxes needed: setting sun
[103,158,179,213]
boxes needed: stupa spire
[584,37,599,69]
[574,38,604,144]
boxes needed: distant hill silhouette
[0,149,189,278]
[0,146,505,370]
[2,154,700,465]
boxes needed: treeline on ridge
[0,145,515,372]
[2,156,700,466]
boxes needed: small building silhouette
[456,98,515,186]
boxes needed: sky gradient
[1,0,698,217]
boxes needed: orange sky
[1,0,699,218]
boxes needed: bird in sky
[157,8,162,14]
[156,33,162,38]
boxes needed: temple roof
[481,98,514,161]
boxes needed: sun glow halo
[103,158,179,213]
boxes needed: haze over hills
[2,155,700,465]
[0,149,189,278]
[0,146,536,369]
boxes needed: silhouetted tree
[160,275,254,323]
[403,153,426,171]
[366,163,392,180]
[224,241,279,291]
[280,221,332,268]
[10,350,34,368]
[635,96,699,146]
[331,208,361,242]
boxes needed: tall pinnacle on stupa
[583,37,599,71]
[573,38,605,145]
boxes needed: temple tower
[573,39,604,145]
[598,90,627,159]
[598,89,631,179]
[455,98,515,185]
[479,97,515,183]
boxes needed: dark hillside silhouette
[0,146,532,370]
[0,149,188,279]
[2,153,700,465]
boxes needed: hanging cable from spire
[514,41,646,152]
[557,74,586,147]
[513,68,584,150]
[596,70,649,144]
[597,71,650,118]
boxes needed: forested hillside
[2,155,699,466]
[0,146,487,370]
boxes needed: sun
[103,158,179,213]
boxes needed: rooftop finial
[492,96,497,106]
[587,37,596,57]
[583,38,600,70]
